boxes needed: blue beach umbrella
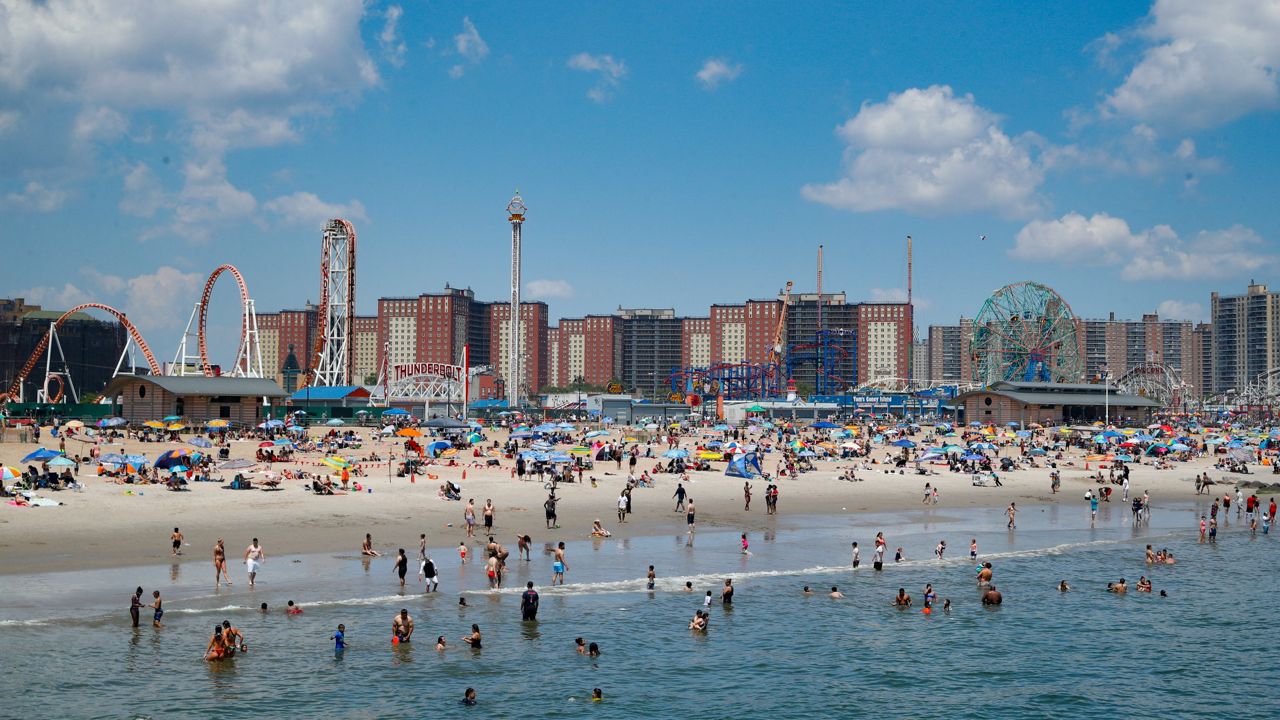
[662,449,689,459]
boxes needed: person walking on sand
[213,539,232,586]
[170,527,184,557]
[744,481,752,511]
[673,482,686,512]
[244,537,265,588]
[464,499,477,539]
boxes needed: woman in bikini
[213,539,231,586]
[204,626,228,661]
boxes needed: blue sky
[2,0,1277,364]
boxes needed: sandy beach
[0,423,1244,576]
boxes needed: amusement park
[0,199,1277,426]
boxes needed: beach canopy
[426,417,468,429]
[22,448,62,463]
[382,408,410,416]
[746,405,766,412]
[725,452,764,479]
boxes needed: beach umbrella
[699,451,724,460]
[99,453,127,465]
[1169,443,1191,451]
[206,419,230,429]
[98,417,127,427]
[189,437,213,448]
[321,456,352,470]
[797,450,817,457]
[47,456,77,467]
[124,454,149,467]
[510,431,533,440]
[585,430,609,439]
[557,422,576,431]
[1028,448,1047,456]
[324,418,344,426]
[960,453,985,461]
[168,423,185,431]
[1,466,23,480]
[62,419,84,430]
[143,420,165,429]
[714,424,732,431]
[891,439,916,448]
[466,432,483,443]
[21,448,62,463]
[155,449,190,469]
[396,427,423,437]
[162,415,181,422]
[426,440,452,457]
[218,459,256,470]
[1015,430,1032,438]
[969,442,996,450]
[746,404,766,413]
[644,423,659,430]
[662,449,689,459]
[382,408,409,416]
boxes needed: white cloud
[119,163,166,218]
[0,0,378,109]
[1156,299,1205,322]
[1103,0,1280,129]
[265,191,368,227]
[1011,212,1275,280]
[5,181,67,212]
[0,110,17,133]
[124,266,204,331]
[80,267,127,294]
[380,5,407,68]
[13,282,93,310]
[802,85,1043,217]
[568,52,627,102]
[526,279,574,300]
[696,58,743,90]
[72,106,128,143]
[447,17,488,77]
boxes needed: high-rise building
[617,308,683,399]
[1211,282,1280,395]
[855,301,912,385]
[1191,323,1213,401]
[546,326,562,388]
[351,315,378,384]
[928,324,964,383]
[911,337,929,382]
[681,317,711,368]
[257,305,318,386]
[557,315,621,387]
[784,292,856,391]
[709,304,746,364]
[488,301,548,397]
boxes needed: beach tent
[382,408,410,416]
[725,452,763,479]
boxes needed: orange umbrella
[396,428,423,438]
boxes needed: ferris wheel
[970,281,1083,385]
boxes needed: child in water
[332,624,346,651]
[740,533,750,555]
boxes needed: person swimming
[592,688,603,702]
[1058,580,1071,592]
[461,688,477,706]
[436,636,447,651]
[829,586,843,598]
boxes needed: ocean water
[2,500,1278,719]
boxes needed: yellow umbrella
[321,456,352,471]
[441,448,458,457]
[568,447,591,456]
[168,423,186,431]
[144,421,165,429]
[698,451,723,460]
[396,427,423,438]
[623,436,639,442]
[207,419,230,429]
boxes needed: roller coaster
[0,218,361,410]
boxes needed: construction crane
[767,280,793,367]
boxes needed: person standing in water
[393,548,409,587]
[130,586,144,627]
[151,590,164,628]
[647,565,656,590]
[417,533,428,579]
[213,539,232,586]
[243,537,265,588]
[521,581,540,621]
[1006,502,1017,529]
[392,609,414,643]
[851,541,861,569]
[552,542,568,585]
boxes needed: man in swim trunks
[464,498,477,538]
[151,590,164,628]
[171,528,183,557]
[393,609,414,643]
[544,494,557,529]
[244,538,264,587]
[892,588,912,607]
[521,581,540,621]
[851,541,860,568]
[977,562,993,585]
[484,499,495,533]
[423,556,439,592]
[552,542,568,585]
[686,498,696,533]
[982,585,1002,605]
